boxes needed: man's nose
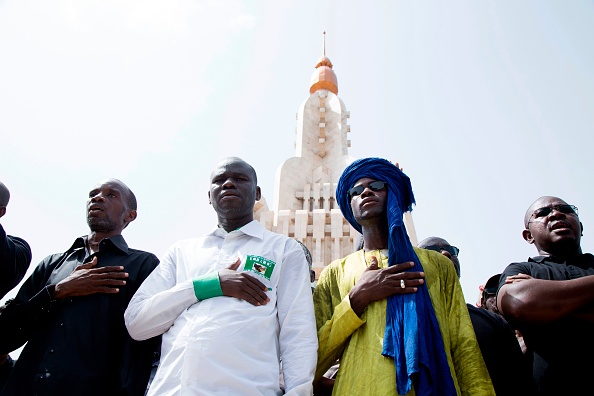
[90,193,106,202]
[222,178,237,188]
[360,187,374,197]
[440,249,452,258]
[549,208,566,219]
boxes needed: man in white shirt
[125,157,317,396]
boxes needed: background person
[418,237,535,396]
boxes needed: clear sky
[1,0,593,312]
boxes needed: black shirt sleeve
[0,253,59,355]
[0,223,33,299]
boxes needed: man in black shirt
[0,179,159,396]
[498,196,594,395]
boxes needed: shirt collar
[66,234,130,255]
[529,255,551,263]
[529,253,592,265]
[211,220,265,240]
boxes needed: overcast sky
[2,0,593,314]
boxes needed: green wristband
[192,272,223,300]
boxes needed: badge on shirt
[244,255,275,280]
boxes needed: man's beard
[87,213,120,233]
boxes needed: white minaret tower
[257,33,417,277]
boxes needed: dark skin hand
[349,257,425,316]
[52,257,128,300]
[219,258,270,306]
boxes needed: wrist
[49,284,67,300]
[349,289,367,317]
[46,284,58,300]
[193,272,223,300]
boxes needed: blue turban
[336,157,456,396]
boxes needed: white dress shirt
[125,221,317,396]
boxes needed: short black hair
[125,188,137,211]
[217,157,258,184]
[0,181,10,207]
[107,178,137,210]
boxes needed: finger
[96,279,127,287]
[400,284,419,292]
[222,275,269,305]
[241,284,270,305]
[242,273,270,294]
[231,273,269,301]
[398,271,425,280]
[401,278,424,287]
[505,275,526,283]
[219,272,268,302]
[366,256,379,270]
[91,266,127,274]
[226,258,241,271]
[383,261,415,273]
[98,272,129,279]
[395,277,423,292]
[385,274,425,290]
[239,290,268,306]
[94,286,121,294]
[77,257,99,270]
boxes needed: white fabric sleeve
[277,241,318,395]
[124,246,198,341]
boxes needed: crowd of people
[0,156,592,395]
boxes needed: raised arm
[125,246,272,341]
[313,256,423,381]
[348,259,422,316]
[0,256,56,354]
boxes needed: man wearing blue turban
[313,158,494,395]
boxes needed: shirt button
[50,349,54,353]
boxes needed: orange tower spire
[309,31,338,95]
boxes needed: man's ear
[581,221,584,236]
[255,186,261,201]
[124,209,138,226]
[522,228,534,244]
[208,191,212,205]
[0,207,6,218]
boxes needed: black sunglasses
[483,286,498,296]
[348,181,387,198]
[529,204,578,223]
[422,245,460,256]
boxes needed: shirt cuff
[192,272,223,300]
[341,294,367,326]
